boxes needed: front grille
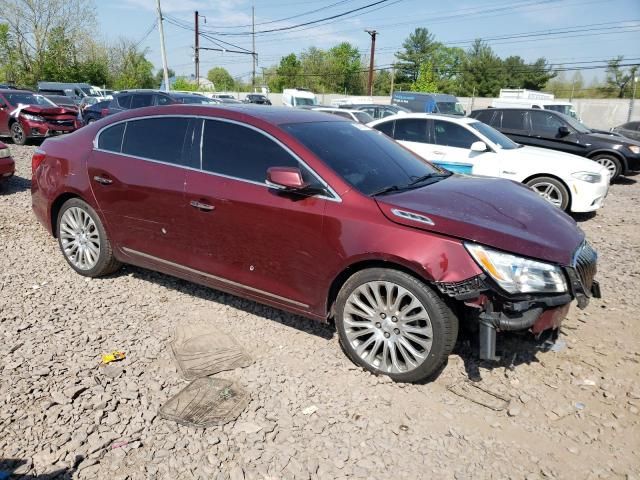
[573,242,598,295]
[47,120,74,127]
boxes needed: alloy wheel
[596,157,618,178]
[59,207,101,270]
[530,182,564,208]
[11,123,24,144]
[343,281,433,374]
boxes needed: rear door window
[97,123,125,152]
[201,119,298,183]
[121,117,191,166]
[393,119,428,143]
[500,110,528,131]
[130,94,153,109]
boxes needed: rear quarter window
[97,123,125,152]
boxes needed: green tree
[206,67,234,91]
[172,77,198,91]
[373,69,392,95]
[0,23,20,84]
[154,68,175,88]
[411,62,438,92]
[110,41,155,90]
[273,53,302,91]
[431,46,466,93]
[326,42,363,94]
[299,47,327,91]
[605,56,637,98]
[395,28,438,83]
[458,39,504,96]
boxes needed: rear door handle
[190,200,215,211]
[93,175,112,185]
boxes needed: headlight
[22,113,45,122]
[465,243,567,294]
[571,171,601,183]
[0,147,10,158]
[628,145,640,154]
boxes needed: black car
[469,108,640,181]
[338,103,410,119]
[105,90,179,116]
[169,93,218,105]
[611,121,640,142]
[244,94,272,105]
[82,100,111,124]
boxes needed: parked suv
[31,105,600,383]
[105,90,179,116]
[469,108,640,181]
[0,89,80,145]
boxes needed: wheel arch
[50,192,83,238]
[586,149,627,171]
[522,173,572,211]
[325,259,434,320]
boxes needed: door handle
[190,200,215,211]
[432,151,445,155]
[93,175,112,185]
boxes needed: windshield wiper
[371,172,452,197]
[370,185,403,196]
[408,172,451,186]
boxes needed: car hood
[585,131,640,147]
[14,104,77,117]
[502,145,606,174]
[375,175,584,266]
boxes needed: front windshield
[295,97,316,106]
[283,121,444,196]
[559,112,591,133]
[5,93,56,107]
[436,101,465,115]
[468,121,520,150]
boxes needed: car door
[496,109,531,144]
[88,116,196,264]
[528,110,585,155]
[0,93,10,135]
[429,119,501,176]
[129,93,154,110]
[182,118,331,310]
[392,118,442,160]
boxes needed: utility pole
[195,11,200,87]
[628,71,638,122]
[252,6,256,91]
[365,29,377,96]
[156,0,170,92]
[390,65,395,96]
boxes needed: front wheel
[525,176,570,211]
[10,122,27,145]
[591,154,621,182]
[56,198,122,277]
[334,268,458,383]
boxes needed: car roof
[101,104,346,126]
[0,89,35,95]
[371,112,477,124]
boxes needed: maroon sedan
[31,105,600,382]
[0,140,14,183]
[0,90,80,145]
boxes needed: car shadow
[0,457,82,479]
[115,264,335,340]
[614,176,637,185]
[0,174,30,194]
[573,211,596,222]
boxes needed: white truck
[492,89,579,119]
[282,88,317,107]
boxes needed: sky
[96,0,640,86]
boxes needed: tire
[87,118,96,124]
[525,176,570,211]
[334,268,458,383]
[56,198,122,277]
[10,122,27,146]
[591,154,622,182]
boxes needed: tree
[430,46,466,93]
[299,47,327,92]
[0,23,20,84]
[326,42,362,94]
[110,40,155,90]
[411,62,438,92]
[605,56,636,98]
[458,39,504,96]
[373,69,392,95]
[273,53,302,91]
[172,77,198,91]
[206,67,234,91]
[154,68,175,88]
[395,28,438,83]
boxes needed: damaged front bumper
[435,242,601,361]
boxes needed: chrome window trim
[93,114,341,203]
[122,247,309,309]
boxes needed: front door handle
[190,200,215,211]
[93,175,113,185]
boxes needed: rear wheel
[10,122,27,145]
[591,154,621,182]
[56,198,121,277]
[525,176,570,211]
[334,268,458,383]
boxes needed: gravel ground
[1,144,639,479]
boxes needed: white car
[368,114,609,213]
[312,107,374,124]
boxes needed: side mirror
[558,126,571,137]
[470,141,488,152]
[266,167,308,190]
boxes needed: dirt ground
[1,144,639,479]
